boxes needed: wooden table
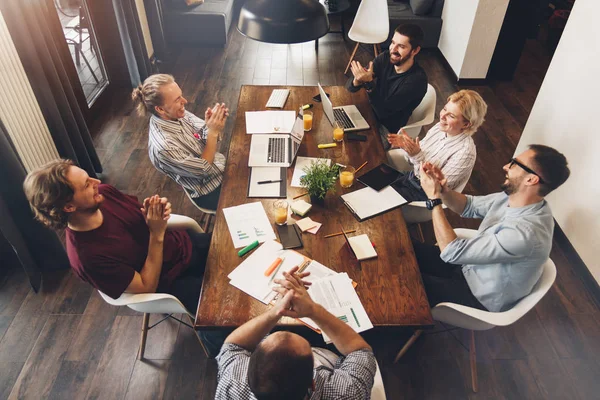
[195,85,433,330]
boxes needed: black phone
[276,224,303,249]
[312,92,330,102]
[346,133,367,142]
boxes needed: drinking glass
[333,120,344,142]
[303,111,313,132]
[273,200,289,225]
[339,166,355,188]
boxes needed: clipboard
[247,167,287,198]
[341,186,408,222]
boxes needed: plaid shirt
[215,343,376,399]
[148,111,226,197]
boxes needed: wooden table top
[194,85,433,329]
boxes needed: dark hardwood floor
[2,9,600,399]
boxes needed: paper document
[341,186,407,221]
[248,167,286,198]
[228,241,336,306]
[245,111,296,134]
[307,273,373,342]
[291,157,331,187]
[223,202,277,248]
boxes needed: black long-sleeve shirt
[346,51,428,133]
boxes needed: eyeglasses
[509,158,545,184]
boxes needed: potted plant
[300,161,337,205]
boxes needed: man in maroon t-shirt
[23,159,210,312]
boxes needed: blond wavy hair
[447,90,488,136]
[131,73,175,116]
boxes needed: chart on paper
[223,202,277,248]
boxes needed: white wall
[515,0,600,282]
[438,0,508,79]
[135,0,154,58]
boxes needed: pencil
[297,259,311,274]
[293,192,308,200]
[324,229,357,238]
[355,161,368,174]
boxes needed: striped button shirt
[408,123,476,191]
[215,343,376,399]
[148,111,226,197]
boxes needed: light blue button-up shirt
[440,192,554,312]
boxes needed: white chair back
[431,228,557,331]
[402,83,437,138]
[184,187,217,214]
[348,0,390,44]
[371,359,387,399]
[98,291,193,317]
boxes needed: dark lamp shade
[237,0,330,44]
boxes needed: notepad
[296,217,318,232]
[291,199,312,216]
[348,234,377,261]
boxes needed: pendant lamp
[237,0,330,44]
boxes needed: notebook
[341,186,408,222]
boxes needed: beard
[501,176,523,195]
[390,53,410,67]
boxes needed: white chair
[372,359,387,400]
[394,229,557,392]
[98,214,209,359]
[184,188,217,232]
[344,0,390,74]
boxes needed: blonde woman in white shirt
[387,89,488,203]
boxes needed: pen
[293,192,308,199]
[257,180,282,185]
[324,229,357,238]
[318,143,337,149]
[355,161,368,173]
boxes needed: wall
[515,0,600,282]
[0,10,59,171]
[438,0,508,79]
[135,0,154,58]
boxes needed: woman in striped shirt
[387,89,488,201]
[132,74,228,210]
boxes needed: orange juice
[273,200,288,225]
[303,111,313,132]
[340,169,355,188]
[333,120,344,142]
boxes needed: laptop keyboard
[333,108,356,129]
[268,137,286,163]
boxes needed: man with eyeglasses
[413,145,570,312]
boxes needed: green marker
[238,240,259,257]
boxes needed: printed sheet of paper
[245,111,296,134]
[291,157,331,187]
[223,202,277,248]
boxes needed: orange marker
[264,257,284,277]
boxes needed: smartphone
[346,133,367,142]
[312,92,330,103]
[276,224,303,249]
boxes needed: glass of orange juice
[332,120,344,142]
[273,200,289,225]
[303,111,313,132]
[339,166,355,188]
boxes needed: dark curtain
[0,119,70,292]
[0,0,102,177]
[113,0,154,85]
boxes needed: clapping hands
[419,162,448,199]
[387,128,421,156]
[350,61,374,86]
[272,266,316,319]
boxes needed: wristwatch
[425,198,443,210]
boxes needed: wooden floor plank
[561,357,600,400]
[48,361,97,400]
[8,315,81,399]
[124,359,172,400]
[85,316,143,399]
[0,314,50,362]
[0,268,32,317]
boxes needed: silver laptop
[319,82,370,132]
[248,115,305,167]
